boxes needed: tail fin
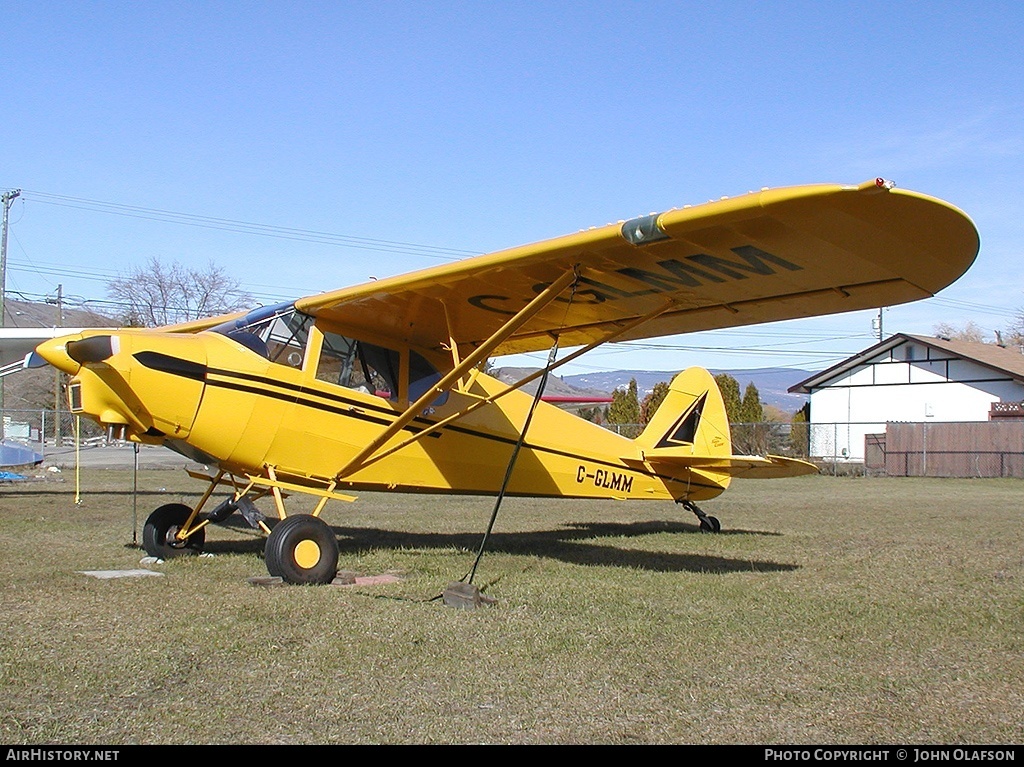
[635,367,731,457]
[633,367,818,480]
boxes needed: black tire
[264,515,339,585]
[699,515,722,533]
[143,503,206,558]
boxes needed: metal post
[834,422,838,476]
[53,284,63,446]
[922,421,928,477]
[132,443,139,545]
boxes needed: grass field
[0,469,1021,745]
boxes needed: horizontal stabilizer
[631,449,818,478]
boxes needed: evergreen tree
[790,407,809,457]
[739,382,764,424]
[607,378,641,436]
[640,380,670,424]
[713,373,742,423]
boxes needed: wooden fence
[866,421,1024,478]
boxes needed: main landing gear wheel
[143,503,206,559]
[264,515,339,585]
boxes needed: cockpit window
[212,303,313,368]
[213,303,447,404]
[409,351,447,405]
[317,329,399,399]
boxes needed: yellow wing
[295,179,979,355]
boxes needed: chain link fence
[4,409,1024,478]
[604,420,810,458]
[603,418,1024,478]
[1,408,105,464]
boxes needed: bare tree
[1006,311,1024,347]
[107,257,253,327]
[933,320,987,343]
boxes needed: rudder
[635,367,732,459]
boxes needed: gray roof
[789,333,1024,393]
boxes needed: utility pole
[0,189,22,437]
[0,189,21,329]
[54,284,63,446]
[872,307,885,341]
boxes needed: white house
[789,334,1024,461]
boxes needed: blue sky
[2,1,1021,376]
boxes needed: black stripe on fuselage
[135,354,718,491]
[134,351,207,381]
[206,371,722,492]
[205,376,437,436]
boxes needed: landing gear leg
[679,500,721,533]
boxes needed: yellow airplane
[29,179,979,584]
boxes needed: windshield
[211,303,313,367]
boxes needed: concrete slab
[78,569,165,579]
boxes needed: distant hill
[492,365,811,413]
[3,297,114,330]
[2,299,117,412]
[492,367,612,402]
[561,367,813,413]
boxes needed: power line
[610,333,875,352]
[5,185,1017,359]
[928,295,1018,320]
[19,189,479,261]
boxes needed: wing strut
[334,268,580,480]
[350,297,679,474]
[466,334,561,586]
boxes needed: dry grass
[0,469,1022,744]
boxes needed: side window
[315,333,356,387]
[409,351,448,406]
[317,330,400,400]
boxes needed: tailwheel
[143,503,206,558]
[699,515,722,533]
[264,515,339,585]
[679,499,722,533]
